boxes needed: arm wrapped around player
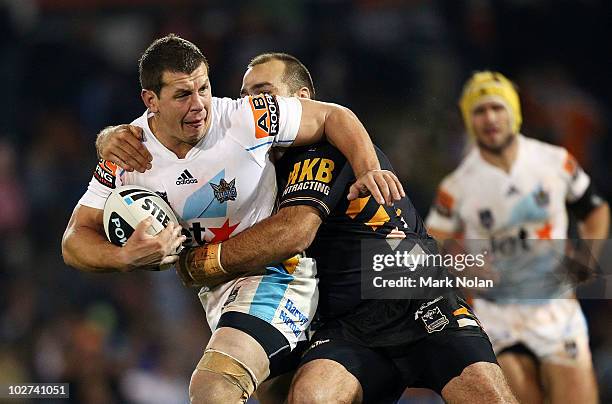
[177,243,235,288]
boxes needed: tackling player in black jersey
[274,141,503,403]
[97,53,516,403]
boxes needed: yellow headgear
[459,71,522,137]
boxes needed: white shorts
[473,298,592,367]
[199,256,318,349]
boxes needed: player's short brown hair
[248,53,315,99]
[139,34,209,96]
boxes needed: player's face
[240,60,293,98]
[153,63,212,145]
[470,100,515,153]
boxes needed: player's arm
[176,205,321,288]
[224,205,321,270]
[578,202,610,241]
[570,179,610,251]
[565,188,609,283]
[96,125,152,173]
[563,153,610,279]
[424,184,486,280]
[578,202,610,274]
[564,153,609,243]
[294,98,405,206]
[177,145,351,288]
[62,204,183,273]
[425,184,464,245]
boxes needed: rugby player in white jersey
[98,54,518,404]
[426,71,609,404]
[61,35,405,404]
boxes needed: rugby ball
[103,185,180,247]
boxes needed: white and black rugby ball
[103,185,180,247]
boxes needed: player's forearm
[578,202,610,258]
[580,202,610,239]
[323,105,380,176]
[62,226,127,273]
[221,206,322,273]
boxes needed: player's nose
[486,107,500,121]
[190,93,205,111]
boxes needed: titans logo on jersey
[211,178,237,203]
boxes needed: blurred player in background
[426,71,609,404]
[62,35,405,404]
[99,53,517,403]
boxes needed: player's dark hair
[139,34,209,96]
[248,53,316,99]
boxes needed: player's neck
[478,135,519,173]
[148,116,193,159]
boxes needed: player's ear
[297,86,311,99]
[142,89,160,113]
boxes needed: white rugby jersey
[79,94,301,246]
[426,135,591,300]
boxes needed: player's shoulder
[215,95,279,136]
[294,141,342,156]
[520,135,577,178]
[213,96,247,108]
[437,172,462,200]
[279,142,343,164]
[521,135,568,164]
[212,94,277,114]
[438,148,480,194]
[212,96,243,121]
[209,97,258,144]
[130,110,149,128]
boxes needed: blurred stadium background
[0,1,610,403]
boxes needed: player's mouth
[483,127,501,137]
[183,118,204,129]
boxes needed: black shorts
[218,311,305,379]
[300,293,498,402]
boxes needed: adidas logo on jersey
[176,169,198,185]
[507,185,519,196]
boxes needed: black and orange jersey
[276,142,432,318]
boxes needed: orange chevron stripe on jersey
[365,205,391,231]
[453,307,470,316]
[282,255,300,274]
[453,305,482,328]
[346,196,371,219]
